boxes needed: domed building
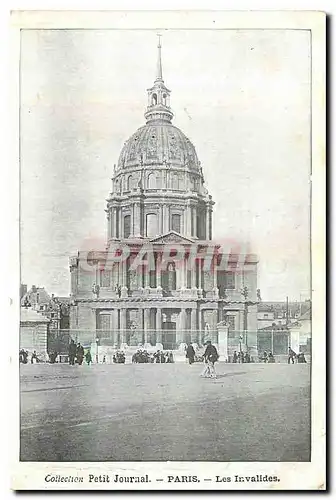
[108,39,213,242]
[69,39,259,359]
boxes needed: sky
[20,29,311,301]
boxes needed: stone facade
[20,307,49,355]
[69,39,259,355]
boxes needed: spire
[144,35,173,124]
[156,34,163,82]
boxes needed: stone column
[120,308,127,344]
[113,208,118,238]
[186,203,192,237]
[193,207,198,238]
[180,258,186,289]
[163,205,169,233]
[247,304,258,361]
[212,310,218,343]
[120,258,128,297]
[156,308,162,345]
[217,324,229,362]
[178,308,187,344]
[198,309,203,342]
[144,266,150,287]
[156,252,162,287]
[144,308,150,344]
[213,254,217,289]
[191,308,197,341]
[112,309,119,330]
[112,309,119,345]
[107,212,111,239]
[191,262,197,288]
[176,260,182,290]
[159,205,164,234]
[205,205,210,240]
[208,207,213,240]
[133,202,141,237]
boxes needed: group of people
[132,349,174,364]
[19,349,29,364]
[185,341,219,379]
[232,351,252,363]
[19,349,40,364]
[261,351,276,363]
[68,340,92,365]
[113,351,126,364]
[288,347,307,364]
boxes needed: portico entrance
[161,320,176,350]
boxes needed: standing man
[76,343,84,365]
[186,343,196,365]
[68,339,76,366]
[288,347,296,364]
[201,340,219,379]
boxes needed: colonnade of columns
[107,201,212,240]
[99,305,219,346]
[105,255,217,291]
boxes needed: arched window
[147,172,156,190]
[162,93,167,106]
[146,213,157,237]
[124,215,131,238]
[172,173,179,190]
[115,179,120,194]
[126,175,133,191]
[171,214,181,233]
[152,93,157,105]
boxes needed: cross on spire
[156,33,163,82]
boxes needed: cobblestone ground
[20,362,310,462]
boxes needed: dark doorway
[162,321,176,350]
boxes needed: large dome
[117,122,200,172]
[106,38,214,243]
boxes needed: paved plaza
[20,362,310,462]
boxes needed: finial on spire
[156,33,163,82]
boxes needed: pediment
[150,231,195,244]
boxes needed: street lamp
[239,335,243,363]
[96,337,99,364]
[241,286,249,355]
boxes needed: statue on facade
[257,288,262,301]
[129,321,138,346]
[92,283,100,298]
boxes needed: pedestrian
[268,352,275,363]
[297,352,307,363]
[186,343,196,365]
[85,349,92,365]
[233,351,238,363]
[200,341,219,379]
[263,351,268,363]
[288,347,296,364]
[31,350,38,364]
[76,343,84,365]
[68,339,76,366]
